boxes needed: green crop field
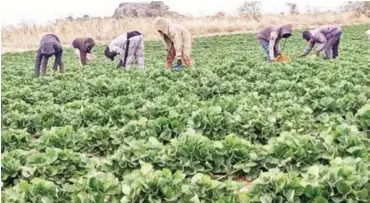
[1,24,370,202]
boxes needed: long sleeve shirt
[72,37,95,65]
[301,25,342,56]
[34,34,63,77]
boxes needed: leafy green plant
[120,163,240,203]
[2,178,67,203]
[64,171,122,203]
[242,157,370,203]
[264,131,326,173]
[24,148,97,185]
[2,24,370,202]
[104,137,163,177]
[1,129,32,152]
[1,149,37,187]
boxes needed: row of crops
[1,24,370,202]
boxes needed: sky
[1,0,346,26]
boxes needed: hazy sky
[1,0,345,26]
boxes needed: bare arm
[300,39,316,57]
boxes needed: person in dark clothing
[256,24,293,63]
[104,31,144,69]
[34,34,64,77]
[72,37,96,66]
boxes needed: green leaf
[260,194,273,203]
[304,185,315,198]
[237,193,250,203]
[148,137,161,146]
[190,195,200,203]
[284,189,295,202]
[194,165,205,172]
[41,197,53,203]
[307,165,320,177]
[120,197,130,203]
[121,184,131,195]
[173,171,185,184]
[357,189,368,200]
[181,185,191,194]
[314,196,328,203]
[30,178,44,185]
[19,180,30,192]
[140,162,153,175]
[336,181,351,195]
[331,195,345,203]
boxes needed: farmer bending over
[104,31,144,70]
[72,37,96,66]
[34,34,64,77]
[154,17,193,70]
[256,24,293,63]
[298,25,342,59]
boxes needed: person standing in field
[298,25,342,59]
[72,37,96,66]
[154,17,193,70]
[104,31,144,70]
[256,24,293,63]
[34,34,65,77]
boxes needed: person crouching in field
[298,25,342,59]
[256,24,293,63]
[154,17,193,70]
[104,31,144,70]
[366,30,370,40]
[72,37,96,66]
[34,34,65,78]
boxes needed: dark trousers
[324,32,341,59]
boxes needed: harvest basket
[274,53,291,62]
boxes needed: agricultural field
[1,24,370,202]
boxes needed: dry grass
[2,11,369,53]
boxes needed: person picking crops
[104,31,144,70]
[34,34,65,78]
[256,24,293,63]
[154,17,193,70]
[298,25,342,59]
[72,37,96,66]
